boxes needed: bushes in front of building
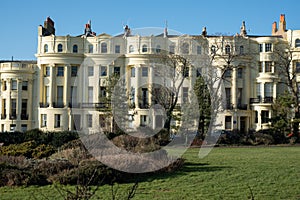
[0,129,79,148]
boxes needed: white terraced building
[1,14,300,133]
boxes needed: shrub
[0,141,37,158]
[32,144,56,159]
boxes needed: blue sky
[0,0,299,60]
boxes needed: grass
[1,146,300,199]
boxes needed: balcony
[39,102,49,108]
[81,102,110,110]
[250,97,274,104]
[68,103,81,108]
[139,103,149,109]
[21,114,29,120]
[237,104,248,110]
[53,102,65,108]
[226,103,233,110]
[9,114,17,120]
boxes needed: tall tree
[274,42,300,142]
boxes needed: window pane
[55,114,61,128]
[44,44,48,53]
[71,66,78,77]
[131,67,135,77]
[142,67,148,77]
[264,83,273,97]
[114,67,120,75]
[261,110,269,123]
[265,61,272,72]
[88,45,93,53]
[41,114,47,127]
[88,66,94,76]
[129,45,134,53]
[22,81,28,91]
[73,45,78,53]
[57,86,63,106]
[115,45,120,53]
[100,66,107,76]
[225,45,231,54]
[225,116,232,129]
[58,44,63,52]
[101,43,107,53]
[12,80,17,90]
[142,45,147,52]
[237,68,243,78]
[57,67,64,76]
[265,43,272,52]
[45,66,50,76]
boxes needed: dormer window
[44,44,48,53]
[101,43,107,53]
[73,45,78,53]
[129,45,134,53]
[225,45,231,54]
[142,45,148,53]
[57,44,63,52]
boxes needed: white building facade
[1,15,299,133]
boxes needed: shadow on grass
[124,161,231,184]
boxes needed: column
[27,79,33,120]
[39,64,44,104]
[232,67,237,109]
[17,79,22,121]
[49,65,55,107]
[135,66,140,108]
[148,65,153,105]
[6,79,11,119]
[64,65,70,107]
[232,67,237,129]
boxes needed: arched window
[211,45,216,54]
[101,43,107,53]
[225,45,231,54]
[44,44,48,53]
[181,42,189,54]
[129,45,134,53]
[156,45,161,53]
[73,45,78,53]
[295,39,300,48]
[142,44,148,53]
[57,44,63,52]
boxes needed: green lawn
[1,146,300,200]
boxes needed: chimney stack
[272,14,287,37]
[272,21,277,35]
[279,14,286,32]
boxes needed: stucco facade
[1,15,299,133]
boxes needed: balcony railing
[39,102,49,108]
[52,102,65,108]
[9,114,17,120]
[139,103,149,109]
[250,97,274,104]
[21,114,29,120]
[237,104,248,110]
